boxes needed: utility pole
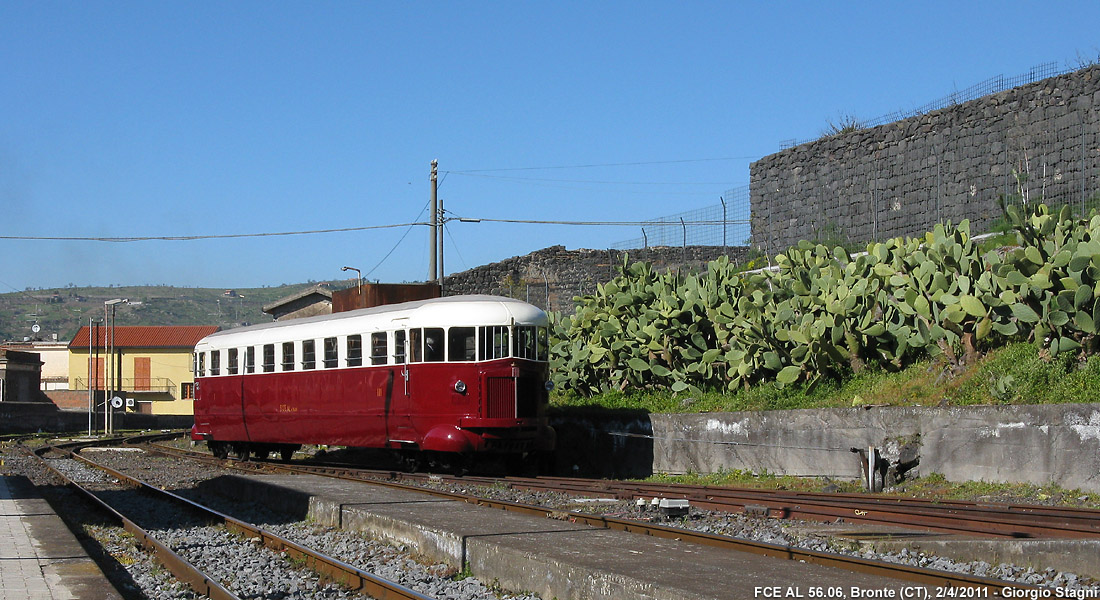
[438,197,445,293]
[429,159,439,282]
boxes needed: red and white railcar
[190,295,555,468]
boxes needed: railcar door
[386,326,416,446]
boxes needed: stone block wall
[442,245,751,314]
[751,65,1100,252]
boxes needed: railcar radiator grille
[486,376,542,419]
[486,377,516,419]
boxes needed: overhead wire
[445,156,759,173]
[446,172,738,186]
[363,201,431,279]
[0,221,424,242]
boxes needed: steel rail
[37,442,436,600]
[26,444,241,600]
[476,476,1100,538]
[139,441,1046,597]
[139,437,1100,537]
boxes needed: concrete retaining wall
[556,403,1100,493]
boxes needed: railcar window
[197,352,206,377]
[282,342,295,371]
[210,350,221,376]
[394,330,406,363]
[323,337,338,368]
[302,340,316,370]
[409,329,422,362]
[514,326,539,360]
[425,327,444,362]
[228,349,239,375]
[192,353,198,377]
[537,326,549,361]
[448,327,476,361]
[245,347,255,374]
[479,326,509,360]
[262,344,275,373]
[370,333,387,365]
[347,335,363,367]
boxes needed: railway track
[27,439,437,600]
[159,437,1098,540]
[131,435,1057,596]
[425,473,1100,539]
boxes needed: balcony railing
[72,377,177,394]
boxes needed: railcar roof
[196,295,546,348]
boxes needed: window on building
[479,326,509,360]
[448,327,476,361]
[302,340,316,370]
[228,349,239,375]
[347,335,363,367]
[282,342,295,371]
[370,332,387,365]
[181,382,195,399]
[323,337,338,368]
[394,330,406,364]
[210,350,221,376]
[245,347,255,374]
[263,344,275,373]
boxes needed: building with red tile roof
[68,325,219,416]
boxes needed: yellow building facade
[68,326,219,415]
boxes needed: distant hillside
[0,282,350,343]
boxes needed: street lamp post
[103,298,128,435]
[341,266,362,294]
[87,317,102,437]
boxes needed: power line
[462,217,750,226]
[447,172,739,186]
[363,202,431,279]
[0,222,428,243]
[446,156,759,174]
[0,216,749,246]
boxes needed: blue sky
[3,1,1100,291]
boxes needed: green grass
[645,468,864,494]
[550,342,1100,414]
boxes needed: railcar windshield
[479,326,509,360]
[513,325,548,361]
[448,327,476,361]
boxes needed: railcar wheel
[280,446,297,462]
[231,443,251,462]
[451,454,472,477]
[401,453,421,473]
[209,441,230,460]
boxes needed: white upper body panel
[194,295,547,353]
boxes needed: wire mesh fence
[779,62,1070,149]
[610,185,751,249]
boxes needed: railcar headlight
[454,380,467,394]
[544,380,555,391]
